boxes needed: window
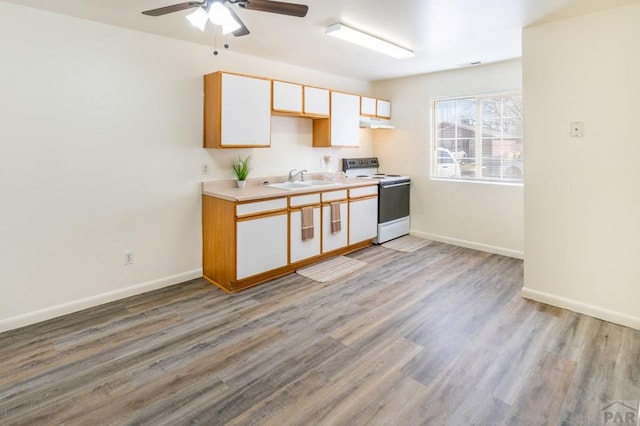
[432,93,523,183]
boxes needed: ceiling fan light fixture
[325,23,414,59]
[221,21,241,35]
[186,7,208,31]
[209,2,241,34]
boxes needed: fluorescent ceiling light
[186,3,241,35]
[325,23,414,59]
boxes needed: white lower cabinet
[322,202,348,253]
[349,197,378,244]
[203,185,380,293]
[236,213,288,279]
[290,207,321,263]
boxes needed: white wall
[0,2,372,332]
[372,60,524,258]
[522,4,640,329]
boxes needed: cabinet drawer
[349,185,378,198]
[290,193,320,207]
[321,190,347,202]
[237,198,287,217]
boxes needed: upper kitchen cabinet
[361,96,391,119]
[303,86,329,117]
[313,91,360,148]
[376,99,391,119]
[272,81,329,118]
[204,71,271,148]
[361,97,377,117]
[272,80,303,114]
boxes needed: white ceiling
[3,0,638,81]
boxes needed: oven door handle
[381,182,411,189]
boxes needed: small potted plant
[232,155,252,188]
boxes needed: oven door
[378,181,410,223]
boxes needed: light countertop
[202,174,377,202]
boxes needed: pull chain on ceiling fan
[142,0,309,37]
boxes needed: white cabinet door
[290,207,321,263]
[376,99,391,118]
[304,87,329,116]
[221,73,271,147]
[330,91,360,147]
[272,81,303,113]
[236,213,288,279]
[361,96,376,116]
[349,197,378,244]
[322,202,348,253]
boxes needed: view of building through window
[432,93,523,183]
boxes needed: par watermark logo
[602,400,639,424]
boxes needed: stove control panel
[342,157,379,171]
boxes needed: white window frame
[431,91,523,185]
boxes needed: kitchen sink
[263,182,309,190]
[302,180,341,186]
[263,180,342,191]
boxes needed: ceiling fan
[142,0,309,37]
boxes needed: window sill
[430,177,524,187]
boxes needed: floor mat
[381,235,432,252]
[296,256,367,283]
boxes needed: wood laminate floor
[1,243,639,425]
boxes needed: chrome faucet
[288,168,307,183]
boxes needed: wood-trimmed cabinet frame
[203,71,272,148]
[360,96,392,119]
[202,184,378,293]
[271,79,330,118]
[203,70,391,149]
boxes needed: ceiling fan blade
[142,1,205,16]
[227,7,251,37]
[240,0,308,17]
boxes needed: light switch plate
[570,121,584,137]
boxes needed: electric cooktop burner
[371,173,403,180]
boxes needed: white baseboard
[521,287,640,330]
[410,230,525,259]
[0,269,203,334]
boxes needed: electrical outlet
[123,250,134,265]
[201,164,210,175]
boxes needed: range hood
[359,116,395,129]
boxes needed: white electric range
[342,158,411,243]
